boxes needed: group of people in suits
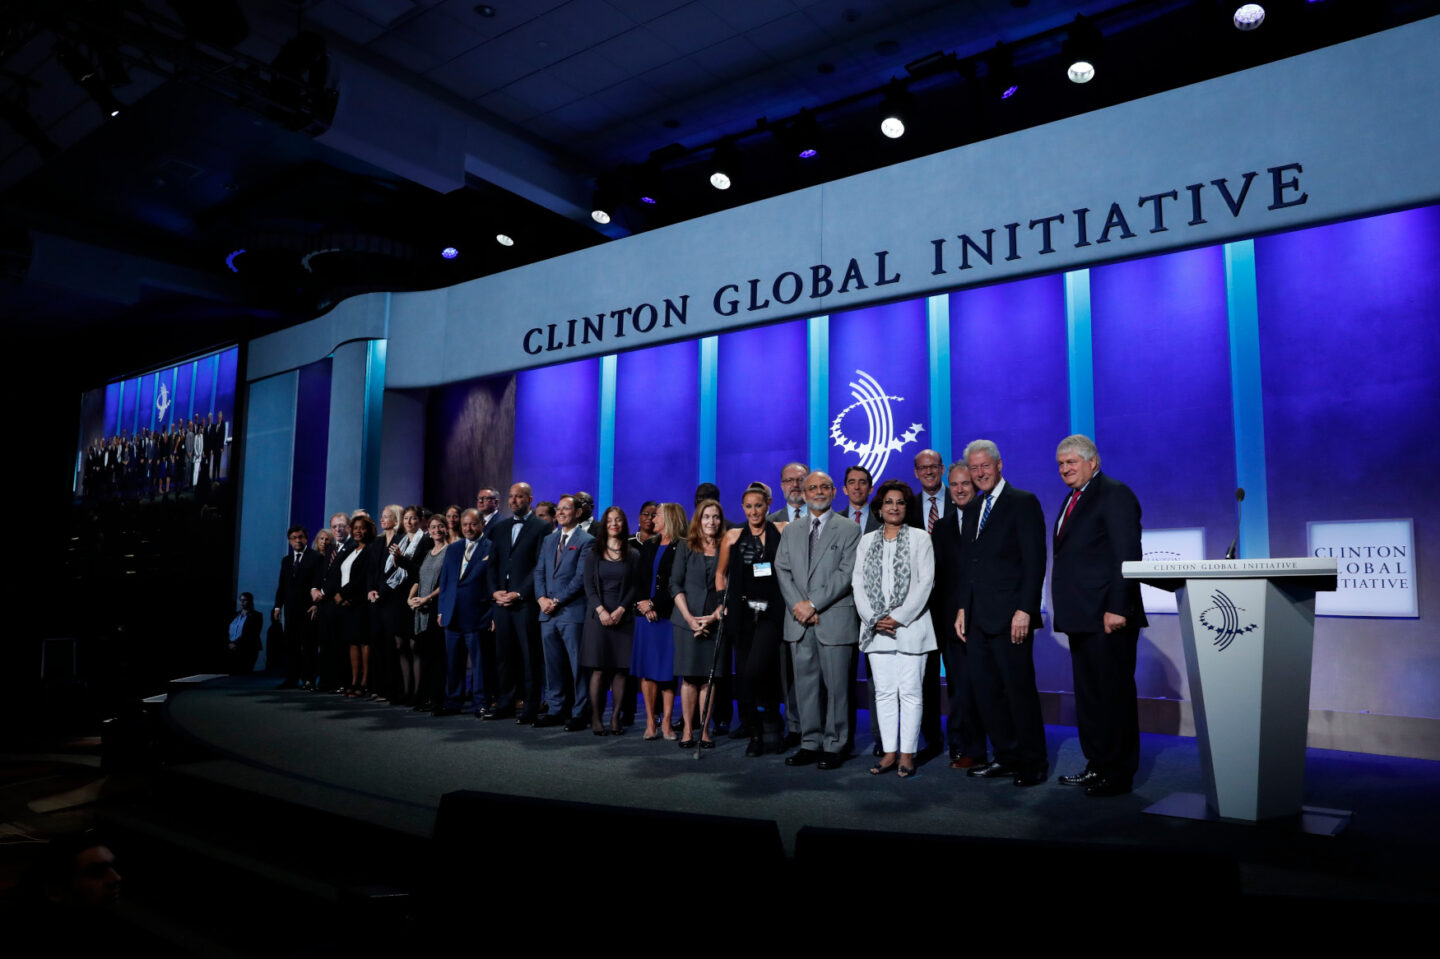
[81,412,228,502]
[262,432,1145,794]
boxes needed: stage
[159,675,1440,909]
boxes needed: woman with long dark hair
[581,507,641,735]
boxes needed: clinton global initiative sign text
[521,162,1307,358]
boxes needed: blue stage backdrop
[513,359,599,508]
[947,274,1071,497]
[1257,204,1440,718]
[826,299,931,490]
[289,356,333,533]
[613,339,700,521]
[715,320,809,512]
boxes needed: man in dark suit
[905,448,952,533]
[1050,434,1147,797]
[475,488,503,535]
[435,509,495,716]
[956,439,1049,786]
[533,495,595,729]
[315,512,356,692]
[933,461,989,768]
[899,448,948,762]
[841,465,879,531]
[485,482,550,722]
[273,525,323,689]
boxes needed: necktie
[927,495,938,533]
[809,516,821,564]
[794,506,802,521]
[854,508,862,524]
[1058,489,1082,536]
[461,540,475,577]
[293,551,302,573]
[978,492,994,537]
[511,518,523,545]
[555,532,567,569]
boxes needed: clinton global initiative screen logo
[155,381,171,421]
[1198,590,1257,652]
[830,370,923,478]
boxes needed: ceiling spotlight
[640,195,657,205]
[496,234,514,246]
[709,141,736,190]
[990,42,1018,100]
[1062,15,1103,84]
[791,109,822,158]
[1233,4,1265,30]
[879,82,913,139]
[441,246,459,259]
[590,208,611,225]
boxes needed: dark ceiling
[2,0,1436,388]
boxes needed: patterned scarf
[860,525,911,651]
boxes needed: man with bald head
[768,461,809,524]
[484,482,550,722]
[775,470,861,770]
[906,449,951,533]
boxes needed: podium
[1122,558,1342,830]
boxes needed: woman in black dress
[716,483,788,756]
[339,514,377,696]
[581,507,641,735]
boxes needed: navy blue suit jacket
[958,480,1047,636]
[438,537,494,633]
[1050,471,1148,634]
[533,527,594,623]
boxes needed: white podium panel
[1123,559,1337,822]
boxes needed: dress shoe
[483,707,514,720]
[1013,767,1048,787]
[785,748,821,767]
[816,752,843,771]
[1058,768,1100,787]
[967,762,1017,779]
[564,717,590,732]
[949,755,983,770]
[1084,778,1133,797]
[431,707,460,717]
[745,737,764,757]
[533,714,565,727]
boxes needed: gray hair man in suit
[775,470,861,770]
[768,461,809,524]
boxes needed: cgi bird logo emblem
[1198,590,1257,652]
[830,370,923,479]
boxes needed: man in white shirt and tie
[767,462,809,524]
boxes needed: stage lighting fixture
[791,109,822,158]
[709,141,736,190]
[496,234,514,246]
[879,82,913,139]
[54,41,124,117]
[590,208,611,224]
[1233,4,1265,30]
[640,195,657,205]
[441,246,459,259]
[1062,15,1103,84]
[990,42,1019,100]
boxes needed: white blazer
[852,527,937,655]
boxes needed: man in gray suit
[533,495,595,730]
[775,470,861,770]
[767,461,809,524]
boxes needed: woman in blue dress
[631,503,686,740]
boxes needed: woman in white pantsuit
[853,479,936,778]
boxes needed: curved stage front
[161,675,1439,906]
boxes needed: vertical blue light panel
[173,364,192,425]
[360,339,387,514]
[137,374,156,432]
[513,358,600,507]
[827,299,930,489]
[597,354,617,513]
[1091,245,1235,554]
[289,356,333,532]
[807,316,829,472]
[698,336,718,484]
[612,339,699,518]
[193,358,216,421]
[927,295,952,466]
[215,347,240,426]
[947,274,1070,491]
[104,382,121,437]
[1255,204,1440,717]
[1224,240,1270,559]
[119,377,137,437]
[715,319,809,510]
[1064,270,1095,439]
